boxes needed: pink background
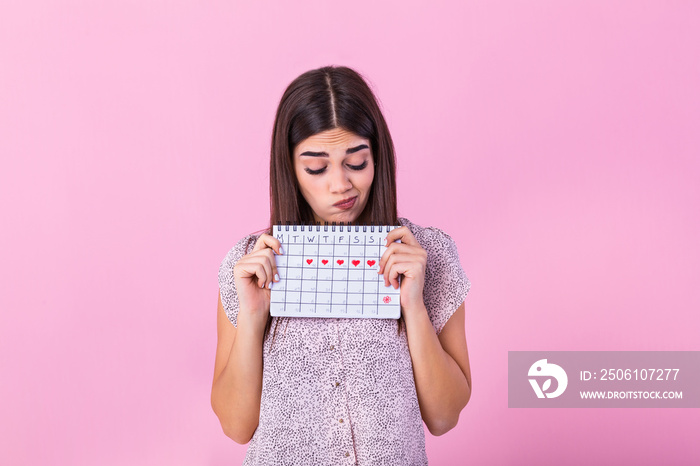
[1,1,698,465]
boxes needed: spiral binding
[275,222,397,232]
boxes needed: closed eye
[304,167,326,175]
[348,160,368,171]
[304,160,369,175]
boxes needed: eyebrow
[299,144,369,157]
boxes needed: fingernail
[279,246,284,254]
[274,273,280,282]
[268,282,272,289]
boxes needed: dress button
[335,381,340,387]
[345,452,350,457]
[330,345,335,350]
[339,418,344,423]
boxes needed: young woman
[212,66,472,465]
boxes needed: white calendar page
[269,224,401,319]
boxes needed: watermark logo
[509,351,698,408]
[528,359,568,398]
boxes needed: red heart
[337,259,344,265]
[367,260,376,267]
[321,260,328,265]
[352,260,360,267]
[306,259,313,265]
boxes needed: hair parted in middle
[268,65,398,229]
[261,66,404,341]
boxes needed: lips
[334,196,357,209]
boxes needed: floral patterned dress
[218,218,470,465]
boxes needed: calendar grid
[362,236,374,314]
[329,229,335,315]
[375,235,380,312]
[343,237,350,314]
[315,233,320,315]
[282,226,288,308]
[369,235,376,314]
[297,227,302,312]
[360,237,366,313]
[270,224,401,319]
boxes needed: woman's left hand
[378,226,428,315]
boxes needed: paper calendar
[270,224,401,319]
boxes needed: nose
[328,165,352,194]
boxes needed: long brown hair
[263,65,403,342]
[269,66,398,226]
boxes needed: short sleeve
[218,234,259,327]
[402,219,471,334]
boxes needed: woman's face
[293,127,375,224]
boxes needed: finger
[378,242,418,274]
[378,242,399,274]
[384,226,418,246]
[382,254,401,287]
[237,253,276,287]
[237,260,270,288]
[386,256,423,289]
[242,247,280,288]
[386,260,413,289]
[379,246,403,279]
[268,249,280,282]
[382,253,423,286]
[259,248,280,284]
[258,253,275,289]
[253,233,284,255]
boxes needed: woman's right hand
[233,234,283,329]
